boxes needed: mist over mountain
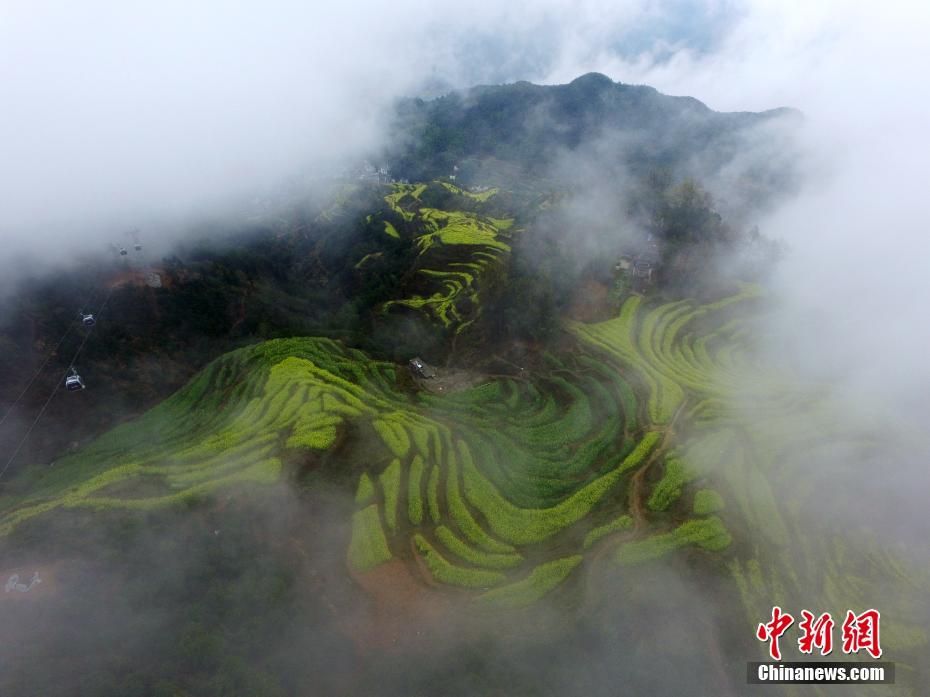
[0,73,793,471]
[2,3,929,697]
[390,73,799,215]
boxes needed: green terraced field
[571,288,929,666]
[376,181,517,334]
[439,181,500,202]
[0,317,685,608]
[2,275,926,670]
[0,287,753,606]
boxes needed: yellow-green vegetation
[407,455,425,525]
[434,525,523,569]
[0,322,668,601]
[439,181,500,202]
[647,457,694,511]
[571,285,929,660]
[380,458,401,533]
[415,209,511,253]
[373,418,410,457]
[413,534,507,588]
[457,434,658,545]
[384,182,427,221]
[478,556,583,608]
[348,504,392,572]
[693,488,725,515]
[615,516,732,565]
[427,465,441,523]
[354,251,383,269]
[377,181,517,334]
[2,286,741,602]
[5,276,921,647]
[0,340,388,533]
[583,515,633,549]
[445,451,516,553]
[572,296,684,423]
[355,472,375,505]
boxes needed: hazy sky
[606,2,930,410]
[0,1,797,253]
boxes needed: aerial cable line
[0,284,115,483]
[0,285,101,430]
[0,334,91,482]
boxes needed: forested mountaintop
[389,72,800,197]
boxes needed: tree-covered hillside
[389,73,800,210]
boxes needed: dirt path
[347,559,449,653]
[628,405,685,531]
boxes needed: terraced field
[0,287,752,606]
[573,289,929,673]
[1,274,926,674]
[377,181,516,334]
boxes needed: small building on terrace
[614,255,634,273]
[408,357,437,379]
[615,243,661,293]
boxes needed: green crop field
[0,310,710,606]
[376,181,517,334]
[0,286,744,607]
[571,287,928,664]
[1,188,926,673]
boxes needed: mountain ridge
[389,72,801,201]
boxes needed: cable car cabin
[65,371,85,391]
[134,244,142,251]
[119,247,128,256]
[81,313,96,327]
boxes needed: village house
[408,357,437,379]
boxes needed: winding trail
[628,404,685,531]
